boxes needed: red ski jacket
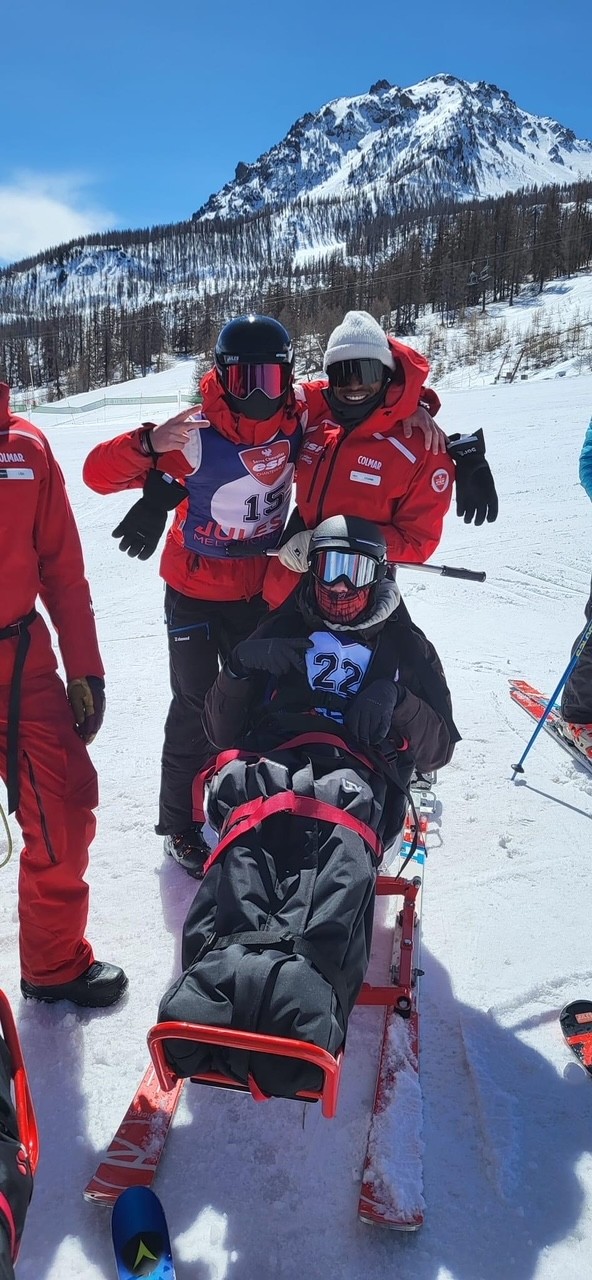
[83,369,301,602]
[264,338,454,607]
[0,383,103,687]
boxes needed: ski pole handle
[395,562,486,583]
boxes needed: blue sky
[1,0,590,265]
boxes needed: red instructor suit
[0,383,102,985]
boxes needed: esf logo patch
[239,441,290,486]
[431,468,450,493]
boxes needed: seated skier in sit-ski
[158,516,459,1099]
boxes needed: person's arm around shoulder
[402,387,448,455]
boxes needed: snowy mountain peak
[194,74,592,220]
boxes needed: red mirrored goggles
[312,549,381,589]
[221,362,292,400]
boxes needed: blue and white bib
[180,424,300,558]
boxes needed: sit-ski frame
[147,782,435,1120]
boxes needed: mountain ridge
[193,74,592,221]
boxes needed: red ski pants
[0,670,96,985]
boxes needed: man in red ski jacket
[0,383,127,1008]
[264,310,498,607]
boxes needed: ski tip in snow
[509,680,592,776]
[560,1000,592,1076]
[111,1186,175,1278]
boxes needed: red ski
[83,1064,184,1204]
[560,1000,592,1075]
[509,679,592,776]
[358,783,434,1229]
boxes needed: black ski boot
[21,962,128,1008]
[164,825,210,879]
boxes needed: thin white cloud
[0,172,117,264]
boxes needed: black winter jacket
[204,579,458,778]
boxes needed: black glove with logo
[446,429,499,526]
[345,678,401,748]
[228,637,312,679]
[112,469,188,560]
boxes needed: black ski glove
[446,429,499,526]
[228,637,312,679]
[112,469,188,560]
[345,678,401,748]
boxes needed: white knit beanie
[323,311,395,373]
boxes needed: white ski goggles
[312,549,381,589]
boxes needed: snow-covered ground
[2,369,592,1279]
[416,272,592,390]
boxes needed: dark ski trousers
[561,575,592,723]
[156,587,267,837]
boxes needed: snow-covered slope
[2,368,592,1278]
[9,268,590,420]
[195,74,592,219]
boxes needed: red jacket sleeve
[36,441,104,681]
[83,427,188,494]
[381,448,455,563]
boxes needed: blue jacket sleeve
[580,418,592,502]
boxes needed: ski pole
[511,614,592,779]
[267,548,486,582]
[395,562,486,583]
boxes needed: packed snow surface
[2,366,592,1278]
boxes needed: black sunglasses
[327,358,388,389]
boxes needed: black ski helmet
[214,315,294,421]
[308,515,387,570]
[308,516,388,625]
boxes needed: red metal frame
[148,1022,343,1118]
[147,874,418,1122]
[0,989,39,1174]
[358,875,419,1007]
